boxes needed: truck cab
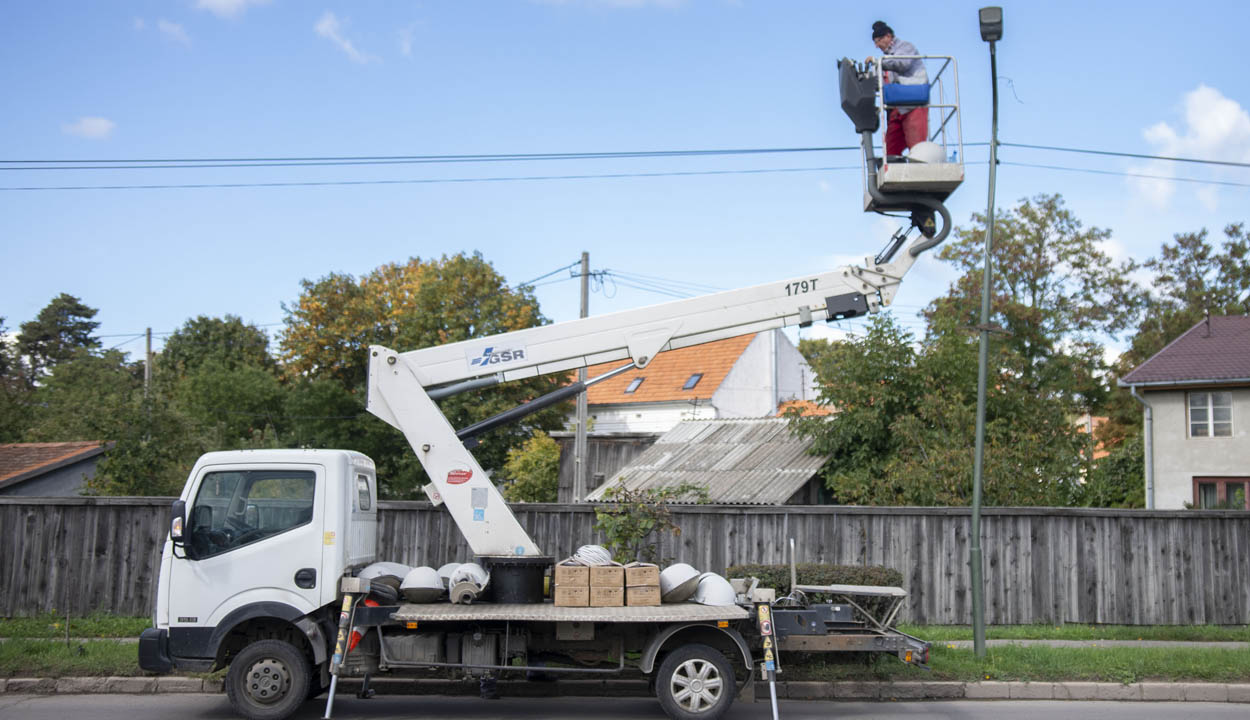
[141,449,377,677]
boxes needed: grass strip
[786,645,1250,684]
[0,639,144,678]
[0,613,151,639]
[898,623,1250,643]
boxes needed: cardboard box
[626,585,661,607]
[590,585,625,607]
[553,558,590,587]
[624,562,660,587]
[589,563,624,588]
[554,585,590,607]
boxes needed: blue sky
[3,0,1249,360]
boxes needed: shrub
[501,431,560,503]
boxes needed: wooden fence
[2,497,1248,626]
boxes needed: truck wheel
[655,643,735,720]
[225,639,311,720]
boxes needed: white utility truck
[139,56,963,720]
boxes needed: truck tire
[655,643,735,720]
[225,639,311,720]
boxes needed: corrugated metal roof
[584,417,828,505]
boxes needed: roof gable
[0,442,107,491]
[1122,316,1250,386]
[584,333,756,405]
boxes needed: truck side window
[356,474,372,511]
[187,470,315,559]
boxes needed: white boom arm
[366,239,925,557]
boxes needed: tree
[279,253,567,498]
[17,294,101,381]
[790,314,1087,506]
[1103,223,1250,446]
[927,194,1142,411]
[500,431,561,503]
[173,361,287,450]
[0,317,32,442]
[160,315,276,376]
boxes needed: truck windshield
[186,469,315,559]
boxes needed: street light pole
[972,5,1003,660]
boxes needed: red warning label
[446,469,473,485]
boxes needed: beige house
[1119,316,1250,510]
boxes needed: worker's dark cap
[872,21,893,39]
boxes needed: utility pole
[972,6,1004,659]
[144,327,152,398]
[573,252,590,502]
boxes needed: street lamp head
[978,6,1003,42]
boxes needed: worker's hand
[865,56,875,65]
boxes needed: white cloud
[315,11,379,64]
[133,17,146,31]
[1131,85,1250,207]
[158,19,191,46]
[62,117,116,140]
[196,0,270,19]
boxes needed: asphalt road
[1,695,1247,720]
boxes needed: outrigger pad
[838,59,879,134]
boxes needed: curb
[2,677,1249,702]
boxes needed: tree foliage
[161,315,275,376]
[791,315,1087,506]
[927,194,1142,410]
[501,431,561,503]
[17,294,100,382]
[279,253,566,498]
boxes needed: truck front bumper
[138,628,174,673]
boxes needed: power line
[0,165,862,192]
[1001,161,1250,189]
[1000,142,1250,169]
[0,146,860,169]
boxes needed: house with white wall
[578,329,819,434]
[1119,316,1250,510]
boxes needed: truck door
[168,463,325,654]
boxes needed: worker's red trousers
[885,108,929,156]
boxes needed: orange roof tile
[585,333,756,405]
[776,400,835,417]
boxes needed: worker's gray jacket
[881,38,927,85]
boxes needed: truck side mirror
[170,500,188,556]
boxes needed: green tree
[790,315,1087,506]
[279,253,566,498]
[0,317,32,442]
[592,481,709,564]
[1075,433,1145,509]
[173,361,287,450]
[22,348,201,495]
[927,194,1142,410]
[501,431,561,503]
[160,315,276,376]
[17,294,101,381]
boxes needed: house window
[682,373,703,390]
[1188,392,1232,437]
[1193,477,1250,510]
[624,377,644,394]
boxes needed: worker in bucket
[866,20,928,157]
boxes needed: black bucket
[479,555,553,604]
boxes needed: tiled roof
[1121,316,1250,386]
[0,442,107,490]
[584,333,755,406]
[584,417,826,505]
[776,400,835,417]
